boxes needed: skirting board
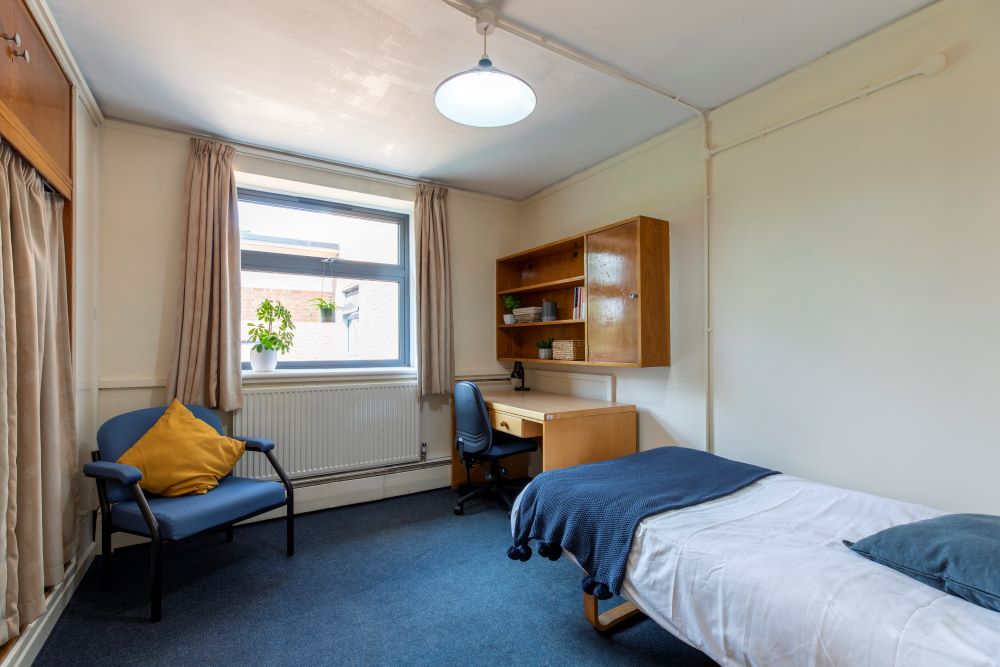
[1,542,95,667]
[99,460,452,552]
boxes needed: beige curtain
[415,184,454,396]
[0,140,78,643]
[166,138,242,412]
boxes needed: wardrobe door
[586,220,639,364]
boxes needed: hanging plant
[310,296,338,323]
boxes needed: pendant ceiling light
[435,7,536,128]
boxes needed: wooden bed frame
[584,594,643,632]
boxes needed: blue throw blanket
[509,447,777,599]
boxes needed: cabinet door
[586,221,639,364]
[0,0,73,194]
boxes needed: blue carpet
[37,488,716,666]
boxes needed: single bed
[512,473,1000,666]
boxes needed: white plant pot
[250,347,278,372]
[538,348,553,360]
[503,314,516,325]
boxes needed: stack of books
[571,286,587,320]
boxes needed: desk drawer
[489,410,542,438]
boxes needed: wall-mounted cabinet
[0,0,76,325]
[0,0,74,198]
[496,215,669,367]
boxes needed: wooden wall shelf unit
[496,216,669,368]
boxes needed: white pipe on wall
[438,0,946,454]
[710,53,947,156]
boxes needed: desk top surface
[481,389,636,421]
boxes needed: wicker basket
[552,339,585,361]
[513,306,543,323]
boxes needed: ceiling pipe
[438,0,707,118]
[438,0,719,450]
[439,0,946,455]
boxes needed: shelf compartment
[497,276,584,296]
[498,319,584,329]
[499,357,642,368]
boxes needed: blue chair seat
[477,430,538,459]
[111,477,287,541]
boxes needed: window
[238,188,410,369]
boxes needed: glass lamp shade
[435,58,536,128]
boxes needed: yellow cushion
[117,400,245,497]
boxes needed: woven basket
[513,306,543,323]
[553,339,585,361]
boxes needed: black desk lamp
[510,361,529,391]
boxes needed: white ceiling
[49,0,932,200]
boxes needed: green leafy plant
[310,296,337,311]
[533,337,554,349]
[247,299,295,353]
[502,295,521,312]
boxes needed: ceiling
[49,0,933,200]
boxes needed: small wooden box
[553,339,585,361]
[513,306,543,323]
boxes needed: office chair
[83,404,294,622]
[453,381,538,515]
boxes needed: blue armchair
[83,405,294,622]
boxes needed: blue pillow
[846,514,1000,613]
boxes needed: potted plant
[502,295,520,325]
[246,298,295,372]
[534,337,554,360]
[310,296,337,323]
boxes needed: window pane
[242,270,400,364]
[238,200,399,265]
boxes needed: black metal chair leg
[286,497,295,557]
[150,534,162,623]
[264,449,295,558]
[101,520,113,590]
[225,525,234,542]
[130,483,162,623]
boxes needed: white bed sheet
[513,474,1000,666]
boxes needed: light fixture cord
[481,30,488,60]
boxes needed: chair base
[453,459,526,515]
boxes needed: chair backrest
[454,381,492,457]
[96,404,223,503]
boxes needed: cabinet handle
[629,293,638,299]
[499,421,509,430]
[1,33,20,48]
[13,48,29,63]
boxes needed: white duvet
[513,474,1000,666]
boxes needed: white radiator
[232,381,420,481]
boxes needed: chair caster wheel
[453,504,464,515]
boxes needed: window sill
[242,367,417,385]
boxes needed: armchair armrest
[238,437,275,453]
[84,461,142,485]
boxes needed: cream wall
[74,95,101,552]
[517,0,999,512]
[95,121,515,463]
[709,0,1000,513]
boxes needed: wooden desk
[450,390,637,489]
